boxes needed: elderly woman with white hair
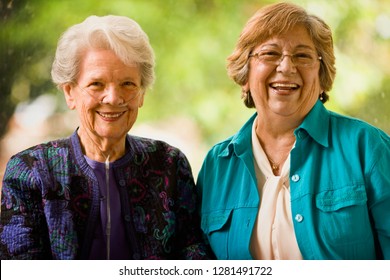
[0,15,212,260]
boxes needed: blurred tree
[1,0,27,138]
[349,77,390,133]
[0,0,50,137]
[0,0,389,186]
[0,0,389,147]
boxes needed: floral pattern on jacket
[0,131,212,260]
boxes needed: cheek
[115,111,136,133]
[126,108,139,124]
[77,100,97,126]
[302,69,321,88]
[248,65,274,91]
[307,68,321,86]
[301,75,322,105]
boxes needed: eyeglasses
[76,82,141,103]
[249,50,322,67]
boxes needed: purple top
[1,130,212,259]
[85,156,131,259]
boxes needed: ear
[138,91,145,108]
[242,81,250,93]
[63,84,76,110]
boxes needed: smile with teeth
[270,83,299,90]
[97,111,125,119]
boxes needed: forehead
[258,24,315,50]
[78,49,140,80]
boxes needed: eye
[294,52,314,59]
[88,81,104,91]
[259,50,282,61]
[122,81,139,91]
[261,50,281,57]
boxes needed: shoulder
[126,135,192,172]
[197,135,237,182]
[128,135,184,157]
[3,137,73,183]
[6,137,72,166]
[327,112,390,170]
[329,111,389,143]
[124,135,195,195]
[204,136,234,160]
[203,113,255,160]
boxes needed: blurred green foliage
[1,0,389,148]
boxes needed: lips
[270,82,300,90]
[97,111,126,120]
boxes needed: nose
[100,85,126,106]
[276,54,297,73]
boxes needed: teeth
[271,83,298,88]
[98,112,123,118]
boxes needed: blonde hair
[227,2,336,107]
[51,15,155,90]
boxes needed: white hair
[51,15,155,89]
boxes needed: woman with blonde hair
[197,2,390,260]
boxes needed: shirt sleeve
[0,154,52,259]
[173,150,214,260]
[365,132,390,259]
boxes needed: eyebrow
[260,43,316,51]
[84,76,139,83]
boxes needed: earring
[319,92,324,101]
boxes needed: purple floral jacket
[0,131,212,259]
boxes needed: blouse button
[291,174,300,182]
[295,214,304,223]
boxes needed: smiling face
[63,48,144,158]
[243,24,322,120]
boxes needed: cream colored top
[250,118,303,260]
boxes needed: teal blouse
[197,100,390,260]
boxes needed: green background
[1,0,389,180]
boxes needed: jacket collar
[297,100,330,147]
[219,100,330,158]
[70,129,140,170]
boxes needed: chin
[95,129,128,139]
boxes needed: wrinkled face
[63,49,144,143]
[244,24,322,119]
